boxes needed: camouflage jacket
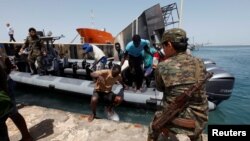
[155,52,208,135]
[22,36,45,52]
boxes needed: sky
[0,0,250,45]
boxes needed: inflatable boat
[10,57,235,111]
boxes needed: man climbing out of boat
[88,64,125,122]
[148,28,208,141]
[19,27,47,76]
[81,43,107,71]
[120,34,149,92]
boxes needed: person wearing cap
[20,27,46,75]
[120,34,149,92]
[81,43,107,71]
[148,28,208,141]
[6,23,16,42]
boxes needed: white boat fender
[107,111,119,121]
[105,109,120,121]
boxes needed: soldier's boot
[37,68,45,76]
[29,63,37,75]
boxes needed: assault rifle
[152,72,213,132]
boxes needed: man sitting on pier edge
[88,64,125,122]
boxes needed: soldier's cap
[161,28,187,44]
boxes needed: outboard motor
[202,58,216,65]
[206,68,235,105]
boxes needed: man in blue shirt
[120,35,149,92]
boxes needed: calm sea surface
[14,46,250,127]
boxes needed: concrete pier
[6,106,207,141]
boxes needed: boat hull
[11,56,235,111]
[10,71,163,108]
[76,28,114,44]
[63,58,235,109]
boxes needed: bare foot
[88,114,95,122]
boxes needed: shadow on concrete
[29,119,54,140]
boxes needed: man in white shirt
[82,43,107,70]
[6,23,16,42]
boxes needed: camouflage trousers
[28,50,44,73]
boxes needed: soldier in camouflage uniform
[148,28,208,141]
[21,27,46,75]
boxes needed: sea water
[192,46,250,125]
[14,46,250,126]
